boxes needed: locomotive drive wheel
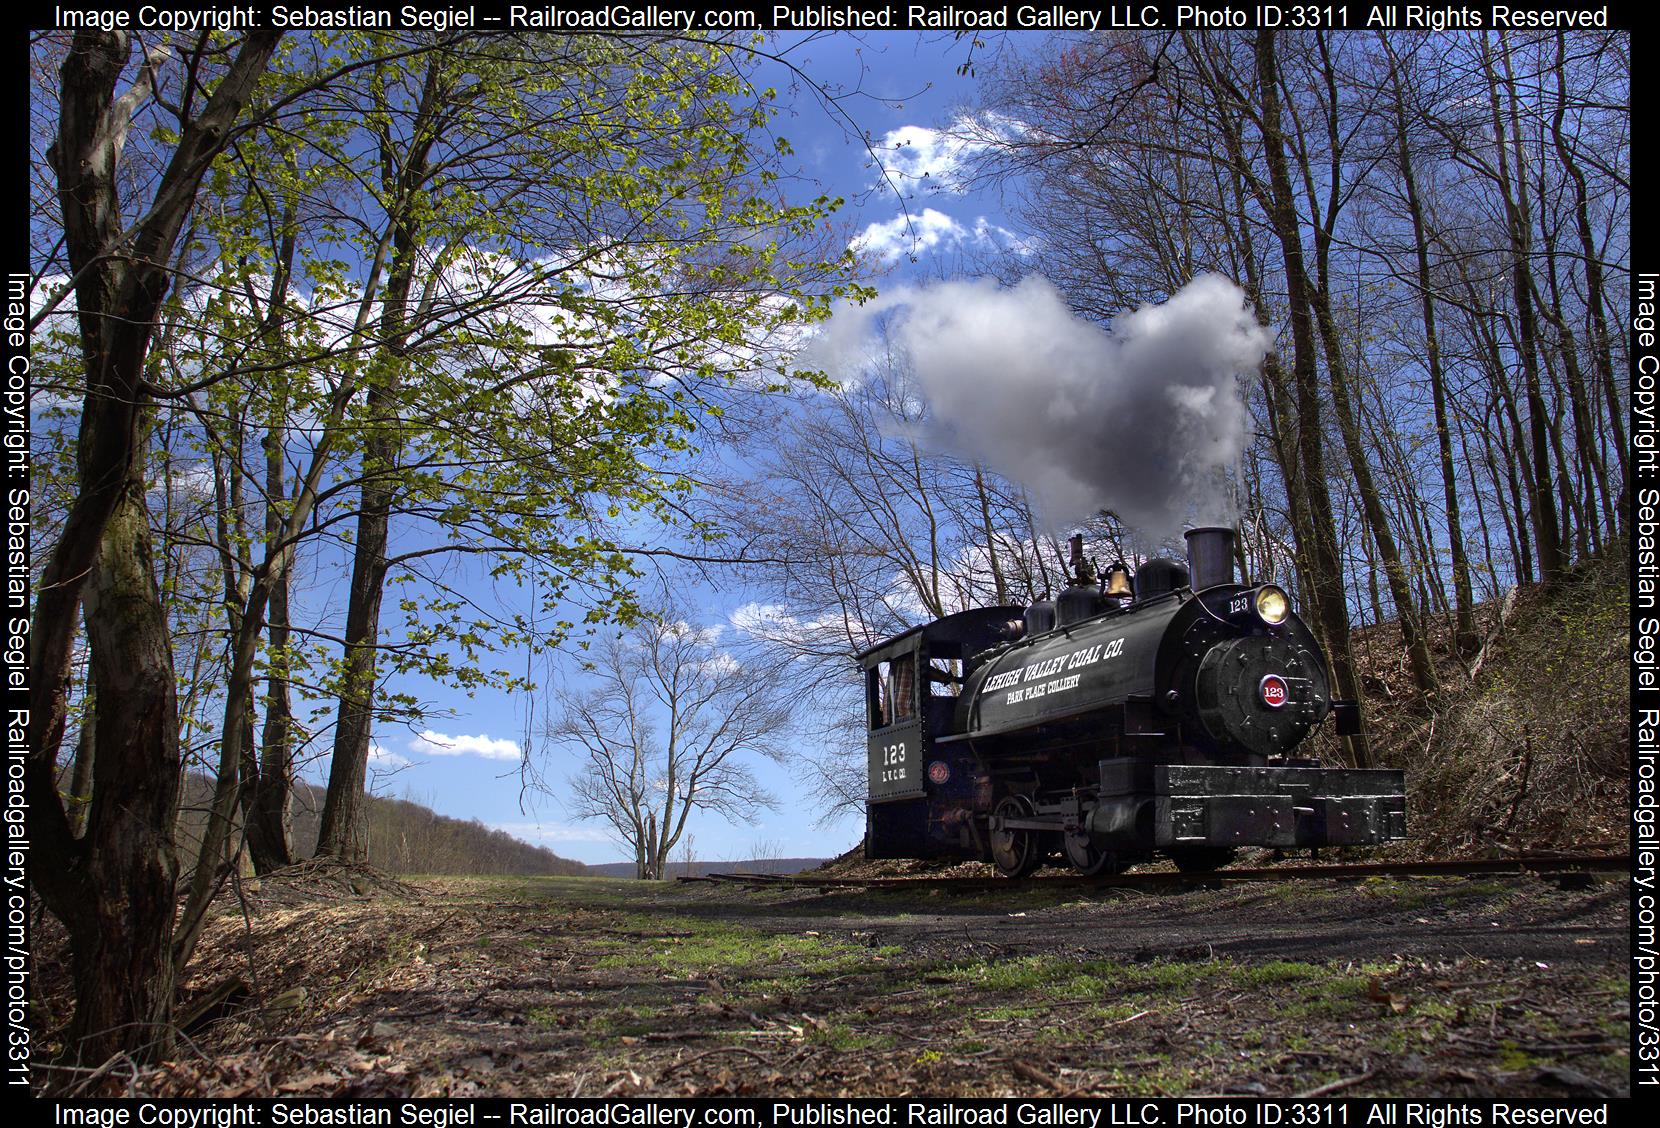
[1169,846,1237,873]
[1063,832,1127,877]
[990,795,1043,878]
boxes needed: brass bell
[1104,562,1133,599]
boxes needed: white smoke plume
[803,273,1271,542]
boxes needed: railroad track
[679,852,1629,892]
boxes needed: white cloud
[729,600,798,637]
[409,729,522,761]
[729,601,849,650]
[368,742,411,769]
[872,124,981,193]
[850,208,970,263]
[666,619,725,646]
[698,652,743,677]
[972,216,1037,257]
[868,114,1029,195]
[848,208,1033,265]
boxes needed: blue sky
[339,31,1036,867]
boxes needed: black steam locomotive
[860,527,1407,876]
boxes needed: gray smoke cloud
[803,273,1271,542]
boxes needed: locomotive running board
[1151,764,1407,849]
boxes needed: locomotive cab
[862,607,1022,860]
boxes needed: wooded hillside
[172,778,589,877]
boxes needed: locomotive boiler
[860,526,1407,876]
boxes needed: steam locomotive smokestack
[1184,526,1235,590]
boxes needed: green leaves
[104,31,863,744]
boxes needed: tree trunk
[1486,33,1565,583]
[973,465,1009,605]
[1210,68,1316,647]
[1534,170,1607,554]
[1550,33,1625,533]
[1253,31,1371,767]
[67,667,95,838]
[246,420,297,872]
[175,576,270,968]
[314,475,392,861]
[315,58,444,859]
[1292,34,1436,700]
[247,557,296,872]
[1305,248,1437,700]
[33,28,281,770]
[66,476,182,1066]
[1487,395,1534,587]
[1456,419,1501,605]
[1457,272,1536,585]
[1383,40,1478,654]
[30,29,280,1067]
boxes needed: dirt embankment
[33,868,1628,1099]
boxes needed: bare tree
[746,836,786,874]
[959,27,1626,696]
[546,597,794,880]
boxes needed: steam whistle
[1068,533,1095,586]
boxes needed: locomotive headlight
[1254,585,1290,626]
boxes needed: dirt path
[74,869,1628,1098]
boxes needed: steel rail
[679,852,1630,891]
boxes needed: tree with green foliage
[29,27,862,1071]
[283,33,860,862]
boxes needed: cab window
[929,657,963,697]
[891,654,916,721]
[867,654,917,728]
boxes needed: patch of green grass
[941,956,1073,992]
[942,955,1218,999]
[575,913,876,986]
[811,1022,896,1051]
[1410,996,1462,1023]
[1031,1018,1108,1047]
[1275,975,1376,1022]
[529,998,668,1037]
[735,973,810,997]
[1591,971,1630,995]
[935,953,1412,1020]
[1234,960,1325,988]
[1106,959,1223,993]
[979,1003,1035,1021]
[1098,1057,1206,1097]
